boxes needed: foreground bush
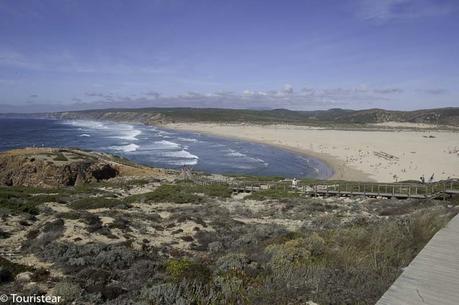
[139,209,454,305]
[70,197,124,210]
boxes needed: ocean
[0,118,333,179]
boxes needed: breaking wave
[153,140,181,149]
[110,143,140,152]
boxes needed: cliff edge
[0,147,164,188]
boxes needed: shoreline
[163,124,372,182]
[164,122,459,183]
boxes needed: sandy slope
[166,123,459,182]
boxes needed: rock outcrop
[0,148,120,188]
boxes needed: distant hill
[49,107,459,126]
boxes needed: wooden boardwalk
[193,178,459,200]
[377,214,459,305]
[228,181,459,200]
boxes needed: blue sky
[0,0,458,112]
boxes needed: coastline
[164,122,459,183]
[163,123,371,182]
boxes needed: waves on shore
[110,143,140,153]
[0,118,332,178]
[62,120,201,166]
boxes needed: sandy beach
[166,123,459,182]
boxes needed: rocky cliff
[0,148,161,188]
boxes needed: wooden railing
[192,178,459,199]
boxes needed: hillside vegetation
[1,148,458,304]
[51,107,459,126]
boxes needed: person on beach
[292,178,298,189]
[420,175,425,184]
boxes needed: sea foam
[110,143,140,152]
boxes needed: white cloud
[77,85,404,110]
[282,84,294,95]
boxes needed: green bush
[265,238,312,272]
[0,187,73,215]
[0,197,41,215]
[70,197,123,210]
[165,259,210,282]
[192,183,233,198]
[52,281,81,304]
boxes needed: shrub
[57,211,81,220]
[192,183,233,198]
[165,259,210,282]
[52,281,81,304]
[0,187,66,215]
[0,229,11,239]
[0,257,33,283]
[0,267,13,283]
[306,232,326,257]
[215,253,251,274]
[0,197,41,215]
[265,239,312,272]
[70,197,124,210]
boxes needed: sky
[0,0,458,113]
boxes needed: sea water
[0,118,333,179]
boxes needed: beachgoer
[292,178,298,189]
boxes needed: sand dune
[166,123,459,182]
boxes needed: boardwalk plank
[377,214,459,305]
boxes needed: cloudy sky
[0,0,458,112]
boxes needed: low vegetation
[55,107,459,126]
[0,176,457,304]
[69,197,124,210]
[53,152,69,161]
